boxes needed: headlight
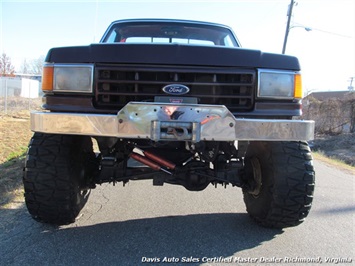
[42,64,93,93]
[258,70,302,99]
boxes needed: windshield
[101,21,239,48]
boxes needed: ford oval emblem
[162,84,190,95]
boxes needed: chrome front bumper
[31,102,314,142]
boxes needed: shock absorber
[130,148,177,175]
[142,150,176,170]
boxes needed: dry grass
[312,133,355,167]
[0,111,33,208]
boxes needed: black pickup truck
[23,19,315,228]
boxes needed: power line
[306,27,352,38]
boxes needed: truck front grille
[95,65,255,112]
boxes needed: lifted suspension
[95,142,247,191]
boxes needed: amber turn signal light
[42,66,54,92]
[294,74,303,99]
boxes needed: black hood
[45,43,300,70]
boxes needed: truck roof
[100,18,241,47]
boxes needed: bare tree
[19,55,45,75]
[0,53,15,76]
[348,93,355,132]
[29,55,45,75]
[20,58,30,74]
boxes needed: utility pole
[282,0,295,54]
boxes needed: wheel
[242,141,315,228]
[23,133,96,225]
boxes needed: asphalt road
[0,160,354,266]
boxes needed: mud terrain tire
[243,141,315,228]
[23,133,95,225]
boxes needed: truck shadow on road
[0,208,283,265]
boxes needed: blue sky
[1,0,354,93]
